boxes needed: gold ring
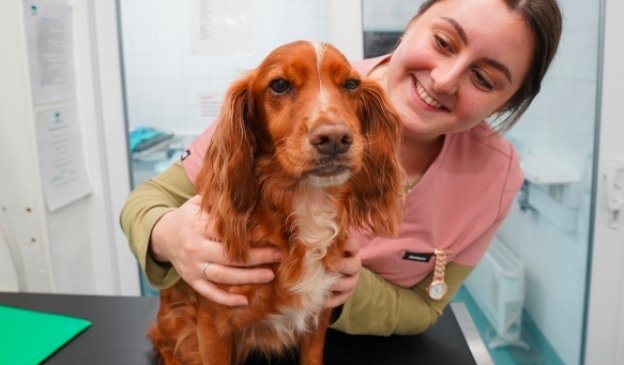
[201,262,211,279]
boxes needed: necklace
[403,153,436,193]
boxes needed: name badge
[402,251,432,263]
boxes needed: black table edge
[450,302,494,365]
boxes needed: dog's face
[248,41,367,187]
[198,41,403,250]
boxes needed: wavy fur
[150,41,403,365]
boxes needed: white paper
[191,0,254,56]
[35,106,91,211]
[23,0,75,105]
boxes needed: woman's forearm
[120,160,197,288]
[330,263,473,336]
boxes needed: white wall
[0,0,139,296]
[0,0,54,293]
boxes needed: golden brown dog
[149,40,403,365]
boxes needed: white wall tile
[121,0,333,134]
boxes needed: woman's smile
[414,78,444,110]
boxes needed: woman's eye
[471,69,495,91]
[269,79,291,94]
[434,34,453,53]
[343,79,360,91]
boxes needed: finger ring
[201,262,211,279]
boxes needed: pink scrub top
[182,56,524,288]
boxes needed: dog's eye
[269,79,291,95]
[343,79,360,91]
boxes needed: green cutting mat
[0,305,92,365]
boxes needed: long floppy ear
[195,73,257,262]
[347,79,404,236]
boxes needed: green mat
[0,305,92,365]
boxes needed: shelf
[520,154,580,186]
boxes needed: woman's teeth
[416,82,443,109]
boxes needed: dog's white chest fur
[267,188,341,342]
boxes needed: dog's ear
[196,73,257,262]
[348,79,404,236]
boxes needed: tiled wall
[119,0,331,135]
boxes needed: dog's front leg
[197,307,232,365]
[299,308,332,365]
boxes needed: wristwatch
[427,249,450,301]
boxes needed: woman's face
[386,0,534,139]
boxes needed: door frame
[584,0,624,363]
[85,0,140,295]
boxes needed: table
[0,292,492,365]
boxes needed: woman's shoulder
[445,122,524,189]
[463,122,517,159]
[351,55,391,76]
[181,122,218,183]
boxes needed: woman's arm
[330,262,473,336]
[120,160,196,288]
[121,160,282,305]
[120,160,343,306]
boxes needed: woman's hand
[324,238,362,308]
[149,195,282,307]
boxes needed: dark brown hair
[408,0,562,131]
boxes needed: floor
[452,286,566,365]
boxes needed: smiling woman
[387,0,535,142]
[120,0,563,350]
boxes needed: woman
[121,0,562,335]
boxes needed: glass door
[361,1,602,364]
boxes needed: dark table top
[0,291,487,365]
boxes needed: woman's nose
[431,61,460,95]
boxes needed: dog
[149,40,404,365]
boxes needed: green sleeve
[119,160,197,288]
[330,262,473,336]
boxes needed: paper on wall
[191,0,254,56]
[23,0,76,105]
[34,106,91,212]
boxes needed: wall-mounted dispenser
[517,153,582,232]
[604,157,624,229]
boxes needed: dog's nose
[309,124,353,156]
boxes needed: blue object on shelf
[129,127,174,152]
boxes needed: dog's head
[197,41,404,256]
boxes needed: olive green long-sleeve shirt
[120,160,473,335]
